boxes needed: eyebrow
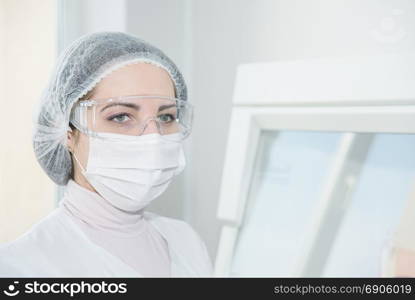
[100,102,176,113]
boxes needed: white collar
[59,179,147,238]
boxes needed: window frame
[214,54,415,277]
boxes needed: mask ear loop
[66,123,86,173]
[72,152,86,173]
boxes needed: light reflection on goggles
[70,95,193,141]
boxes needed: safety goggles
[69,95,193,141]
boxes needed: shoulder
[1,208,64,247]
[144,211,214,277]
[144,211,204,245]
[0,209,60,250]
[0,209,65,276]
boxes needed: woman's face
[67,62,175,192]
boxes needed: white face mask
[72,132,186,212]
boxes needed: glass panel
[322,133,415,277]
[229,130,415,277]
[229,130,342,277]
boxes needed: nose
[139,118,161,135]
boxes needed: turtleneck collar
[59,179,147,238]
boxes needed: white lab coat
[0,207,213,277]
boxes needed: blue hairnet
[33,31,188,185]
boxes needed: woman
[0,31,213,277]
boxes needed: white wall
[57,0,127,56]
[0,0,57,243]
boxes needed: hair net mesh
[33,31,188,186]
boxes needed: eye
[158,114,176,123]
[108,113,131,123]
